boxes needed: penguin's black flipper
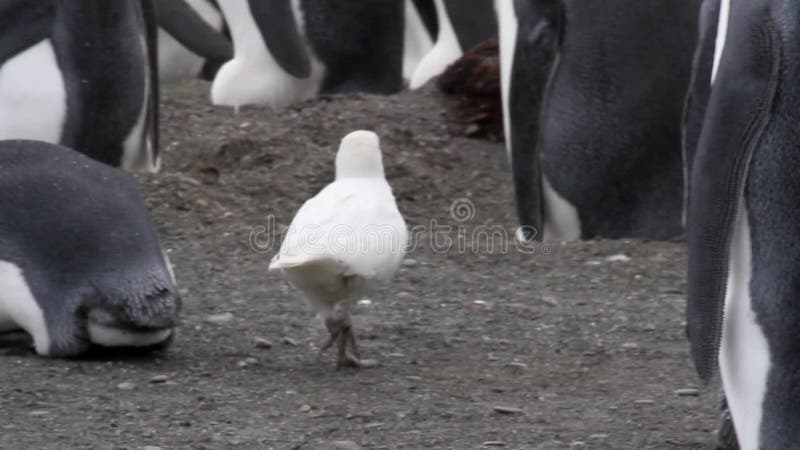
[682,0,721,199]
[412,0,438,40]
[442,0,497,51]
[248,0,311,78]
[0,0,54,66]
[141,0,160,162]
[509,0,564,241]
[154,0,232,62]
[686,5,780,383]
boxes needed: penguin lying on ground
[503,0,701,242]
[211,0,406,109]
[0,140,181,357]
[0,0,160,172]
[684,0,800,448]
[270,131,408,368]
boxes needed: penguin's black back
[300,0,404,94]
[0,140,168,303]
[443,0,497,52]
[536,1,700,240]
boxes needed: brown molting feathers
[436,38,503,141]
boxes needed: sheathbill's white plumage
[269,130,408,368]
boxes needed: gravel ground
[0,81,718,449]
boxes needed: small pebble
[483,441,505,447]
[634,399,655,405]
[357,299,372,306]
[605,254,631,262]
[204,312,234,325]
[253,337,273,349]
[299,404,312,412]
[590,434,609,440]
[541,296,559,306]
[117,382,136,391]
[492,405,524,415]
[149,375,169,384]
[360,359,380,368]
[237,357,259,368]
[29,410,48,416]
[471,300,490,310]
[282,337,297,346]
[464,123,482,136]
[658,287,684,295]
[621,342,639,349]
[507,362,528,373]
[402,258,418,267]
[675,388,700,397]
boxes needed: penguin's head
[80,268,182,350]
[335,130,386,180]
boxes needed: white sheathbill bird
[269,130,408,368]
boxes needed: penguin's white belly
[402,0,434,82]
[711,0,731,85]
[87,323,173,347]
[0,261,50,355]
[541,176,581,242]
[495,0,517,158]
[719,199,770,450]
[212,57,320,109]
[409,0,462,89]
[212,0,324,109]
[121,35,158,173]
[0,39,67,143]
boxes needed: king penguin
[211,0,405,109]
[504,0,701,242]
[0,0,160,172]
[685,0,800,448]
[0,140,181,357]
